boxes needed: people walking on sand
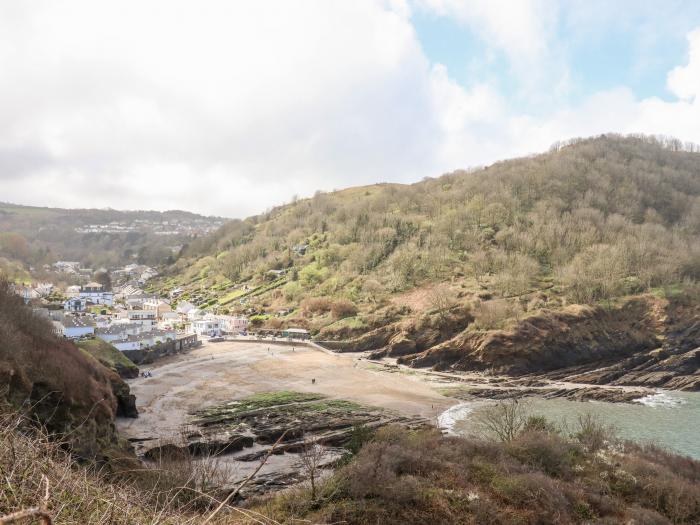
[312,378,316,384]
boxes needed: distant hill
[0,203,225,278]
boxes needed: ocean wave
[438,402,473,434]
[635,392,686,408]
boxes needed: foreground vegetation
[254,421,700,524]
[156,135,700,337]
[2,398,699,525]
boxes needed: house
[143,298,172,318]
[158,311,181,330]
[54,261,81,274]
[35,282,54,297]
[114,284,143,299]
[65,285,82,297]
[125,309,157,329]
[64,297,88,312]
[140,267,158,281]
[187,308,204,321]
[215,315,248,334]
[111,329,176,352]
[79,282,114,306]
[125,293,157,310]
[191,318,221,337]
[176,301,196,315]
[95,323,143,343]
[53,315,95,339]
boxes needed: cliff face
[0,281,136,458]
[333,292,700,391]
[405,298,663,372]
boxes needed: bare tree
[427,284,456,317]
[474,399,528,442]
[300,436,327,501]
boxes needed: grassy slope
[77,338,139,378]
[153,135,700,339]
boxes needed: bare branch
[202,430,288,524]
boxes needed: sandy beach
[118,340,457,442]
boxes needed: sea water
[445,391,700,459]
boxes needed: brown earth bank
[0,280,137,458]
[328,294,700,392]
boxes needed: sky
[2,1,700,218]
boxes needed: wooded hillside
[157,134,700,335]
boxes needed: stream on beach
[439,391,700,459]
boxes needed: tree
[300,436,327,501]
[474,399,528,442]
[93,270,112,291]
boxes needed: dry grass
[0,404,289,525]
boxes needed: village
[12,260,310,363]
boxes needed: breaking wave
[635,392,686,408]
[438,402,474,434]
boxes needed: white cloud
[2,2,700,218]
[0,0,440,216]
[416,0,560,84]
[667,28,700,101]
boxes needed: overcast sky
[3,1,700,217]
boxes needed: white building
[176,300,196,315]
[53,315,95,339]
[35,282,54,297]
[65,285,82,297]
[125,309,157,329]
[158,311,181,330]
[191,318,221,337]
[79,282,114,306]
[95,323,143,343]
[64,297,87,312]
[187,308,205,321]
[143,298,172,318]
[54,261,81,274]
[111,329,176,351]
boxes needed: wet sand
[118,340,456,442]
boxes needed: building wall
[63,326,95,339]
[121,335,200,364]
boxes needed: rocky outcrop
[138,392,428,497]
[338,294,700,393]
[324,307,474,360]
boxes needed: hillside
[0,202,224,279]
[0,279,136,457]
[156,134,699,325]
